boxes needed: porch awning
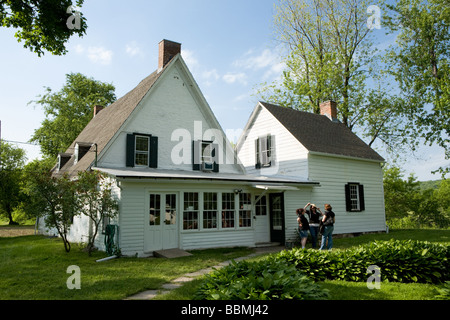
[92,167,320,188]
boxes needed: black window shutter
[149,136,158,168]
[192,140,201,171]
[255,138,261,169]
[345,184,351,212]
[212,143,219,172]
[358,184,365,211]
[268,134,275,167]
[126,134,135,167]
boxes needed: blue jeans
[320,225,334,250]
[309,226,319,248]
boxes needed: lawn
[0,228,449,300]
[0,234,252,300]
[157,229,450,300]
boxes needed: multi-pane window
[165,194,177,225]
[201,142,214,171]
[203,192,218,229]
[271,195,283,230]
[239,193,252,227]
[221,193,235,228]
[135,135,150,166]
[192,140,218,172]
[149,194,161,226]
[183,192,199,230]
[255,135,275,168]
[349,184,360,211]
[345,183,365,212]
[255,195,267,216]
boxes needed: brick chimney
[158,39,181,72]
[320,100,338,122]
[93,105,104,117]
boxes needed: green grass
[157,229,450,301]
[320,280,439,300]
[1,229,449,300]
[0,235,252,300]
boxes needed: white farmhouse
[236,101,387,242]
[42,40,386,256]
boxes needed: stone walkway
[125,245,285,300]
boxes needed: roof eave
[308,151,385,163]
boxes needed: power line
[2,139,40,146]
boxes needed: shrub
[272,239,449,284]
[194,259,329,300]
[434,281,450,300]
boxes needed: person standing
[296,208,310,249]
[319,204,335,250]
[304,203,322,248]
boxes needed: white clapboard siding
[283,188,313,242]
[237,104,309,179]
[115,181,259,256]
[181,230,255,250]
[308,154,386,234]
[98,62,241,175]
[118,183,146,256]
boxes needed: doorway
[269,193,285,245]
[145,193,179,252]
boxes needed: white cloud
[74,44,85,54]
[234,49,276,69]
[202,69,219,81]
[181,49,199,70]
[87,47,113,65]
[232,48,285,81]
[223,72,247,85]
[201,69,220,86]
[73,44,113,65]
[125,41,144,57]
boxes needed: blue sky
[0,0,447,180]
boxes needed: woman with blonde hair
[319,204,335,250]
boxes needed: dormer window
[74,142,92,164]
[126,133,158,168]
[57,153,72,170]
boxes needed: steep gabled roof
[54,65,166,177]
[259,102,385,162]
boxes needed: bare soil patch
[0,226,35,237]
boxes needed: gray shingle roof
[260,102,385,162]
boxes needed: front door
[145,193,178,252]
[254,195,270,243]
[269,193,285,245]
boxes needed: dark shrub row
[194,259,329,300]
[271,239,449,284]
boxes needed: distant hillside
[419,180,442,190]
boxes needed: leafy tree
[0,141,26,225]
[22,158,57,219]
[383,165,449,228]
[29,73,116,159]
[77,170,119,256]
[258,0,408,152]
[27,168,80,252]
[383,165,420,219]
[0,0,87,56]
[382,0,450,176]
